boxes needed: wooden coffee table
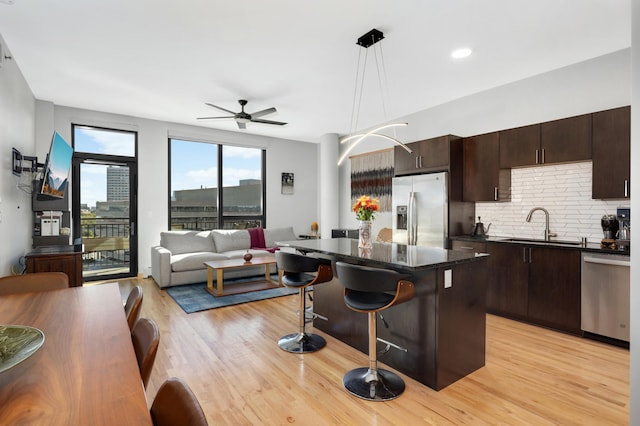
[204,256,281,296]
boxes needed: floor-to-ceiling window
[71,125,138,281]
[169,139,265,230]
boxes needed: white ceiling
[0,1,631,143]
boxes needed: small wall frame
[281,172,294,195]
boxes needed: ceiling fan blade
[250,118,288,126]
[249,107,277,119]
[196,115,235,120]
[237,121,247,130]
[205,103,237,115]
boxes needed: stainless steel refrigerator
[392,172,448,247]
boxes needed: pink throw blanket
[248,227,279,253]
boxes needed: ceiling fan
[197,99,287,129]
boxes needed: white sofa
[150,227,297,288]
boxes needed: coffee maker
[617,207,631,251]
[601,214,619,249]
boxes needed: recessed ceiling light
[451,48,472,59]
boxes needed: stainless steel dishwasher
[581,252,630,342]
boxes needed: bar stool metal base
[278,332,326,353]
[343,367,405,401]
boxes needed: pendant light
[337,29,412,166]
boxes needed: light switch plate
[444,269,452,288]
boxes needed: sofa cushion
[161,231,215,255]
[264,226,297,247]
[211,230,250,253]
[171,252,229,272]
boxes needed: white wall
[629,0,638,422]
[33,105,319,277]
[0,34,36,275]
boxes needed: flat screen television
[39,131,73,200]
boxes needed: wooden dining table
[0,283,152,425]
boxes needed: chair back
[131,317,160,389]
[336,262,410,293]
[0,272,69,296]
[124,285,143,330]
[276,251,330,274]
[150,377,208,426]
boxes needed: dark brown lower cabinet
[485,243,528,318]
[485,242,581,335]
[527,246,581,333]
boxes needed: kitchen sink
[498,237,583,247]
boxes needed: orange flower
[352,195,380,221]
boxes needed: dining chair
[0,272,69,296]
[124,285,143,330]
[150,377,208,426]
[131,317,160,389]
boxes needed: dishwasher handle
[583,256,630,267]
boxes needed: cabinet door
[463,132,500,201]
[499,124,540,168]
[540,113,592,164]
[394,142,419,176]
[592,106,630,199]
[419,136,450,170]
[527,247,581,333]
[485,243,528,317]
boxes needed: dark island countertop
[277,237,488,270]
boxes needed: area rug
[165,279,297,314]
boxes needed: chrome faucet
[526,207,557,241]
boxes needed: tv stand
[25,246,83,287]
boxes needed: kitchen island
[278,238,489,391]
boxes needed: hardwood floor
[115,278,629,425]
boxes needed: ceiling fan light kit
[337,28,411,166]
[197,99,287,130]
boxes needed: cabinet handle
[625,179,629,197]
[522,248,527,263]
[494,187,498,201]
[541,148,545,164]
[416,156,419,169]
[528,248,532,263]
[419,156,423,168]
[535,149,539,164]
[459,246,474,250]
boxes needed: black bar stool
[335,261,415,401]
[276,251,333,353]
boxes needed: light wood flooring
[115,278,629,425]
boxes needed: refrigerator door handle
[408,192,417,245]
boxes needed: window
[169,139,265,230]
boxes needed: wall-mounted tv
[39,131,73,200]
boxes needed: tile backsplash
[475,161,630,243]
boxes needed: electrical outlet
[444,269,452,288]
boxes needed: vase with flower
[352,195,379,249]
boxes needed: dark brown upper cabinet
[499,124,541,168]
[540,113,592,164]
[394,135,461,176]
[463,132,510,202]
[592,106,631,199]
[499,114,591,168]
